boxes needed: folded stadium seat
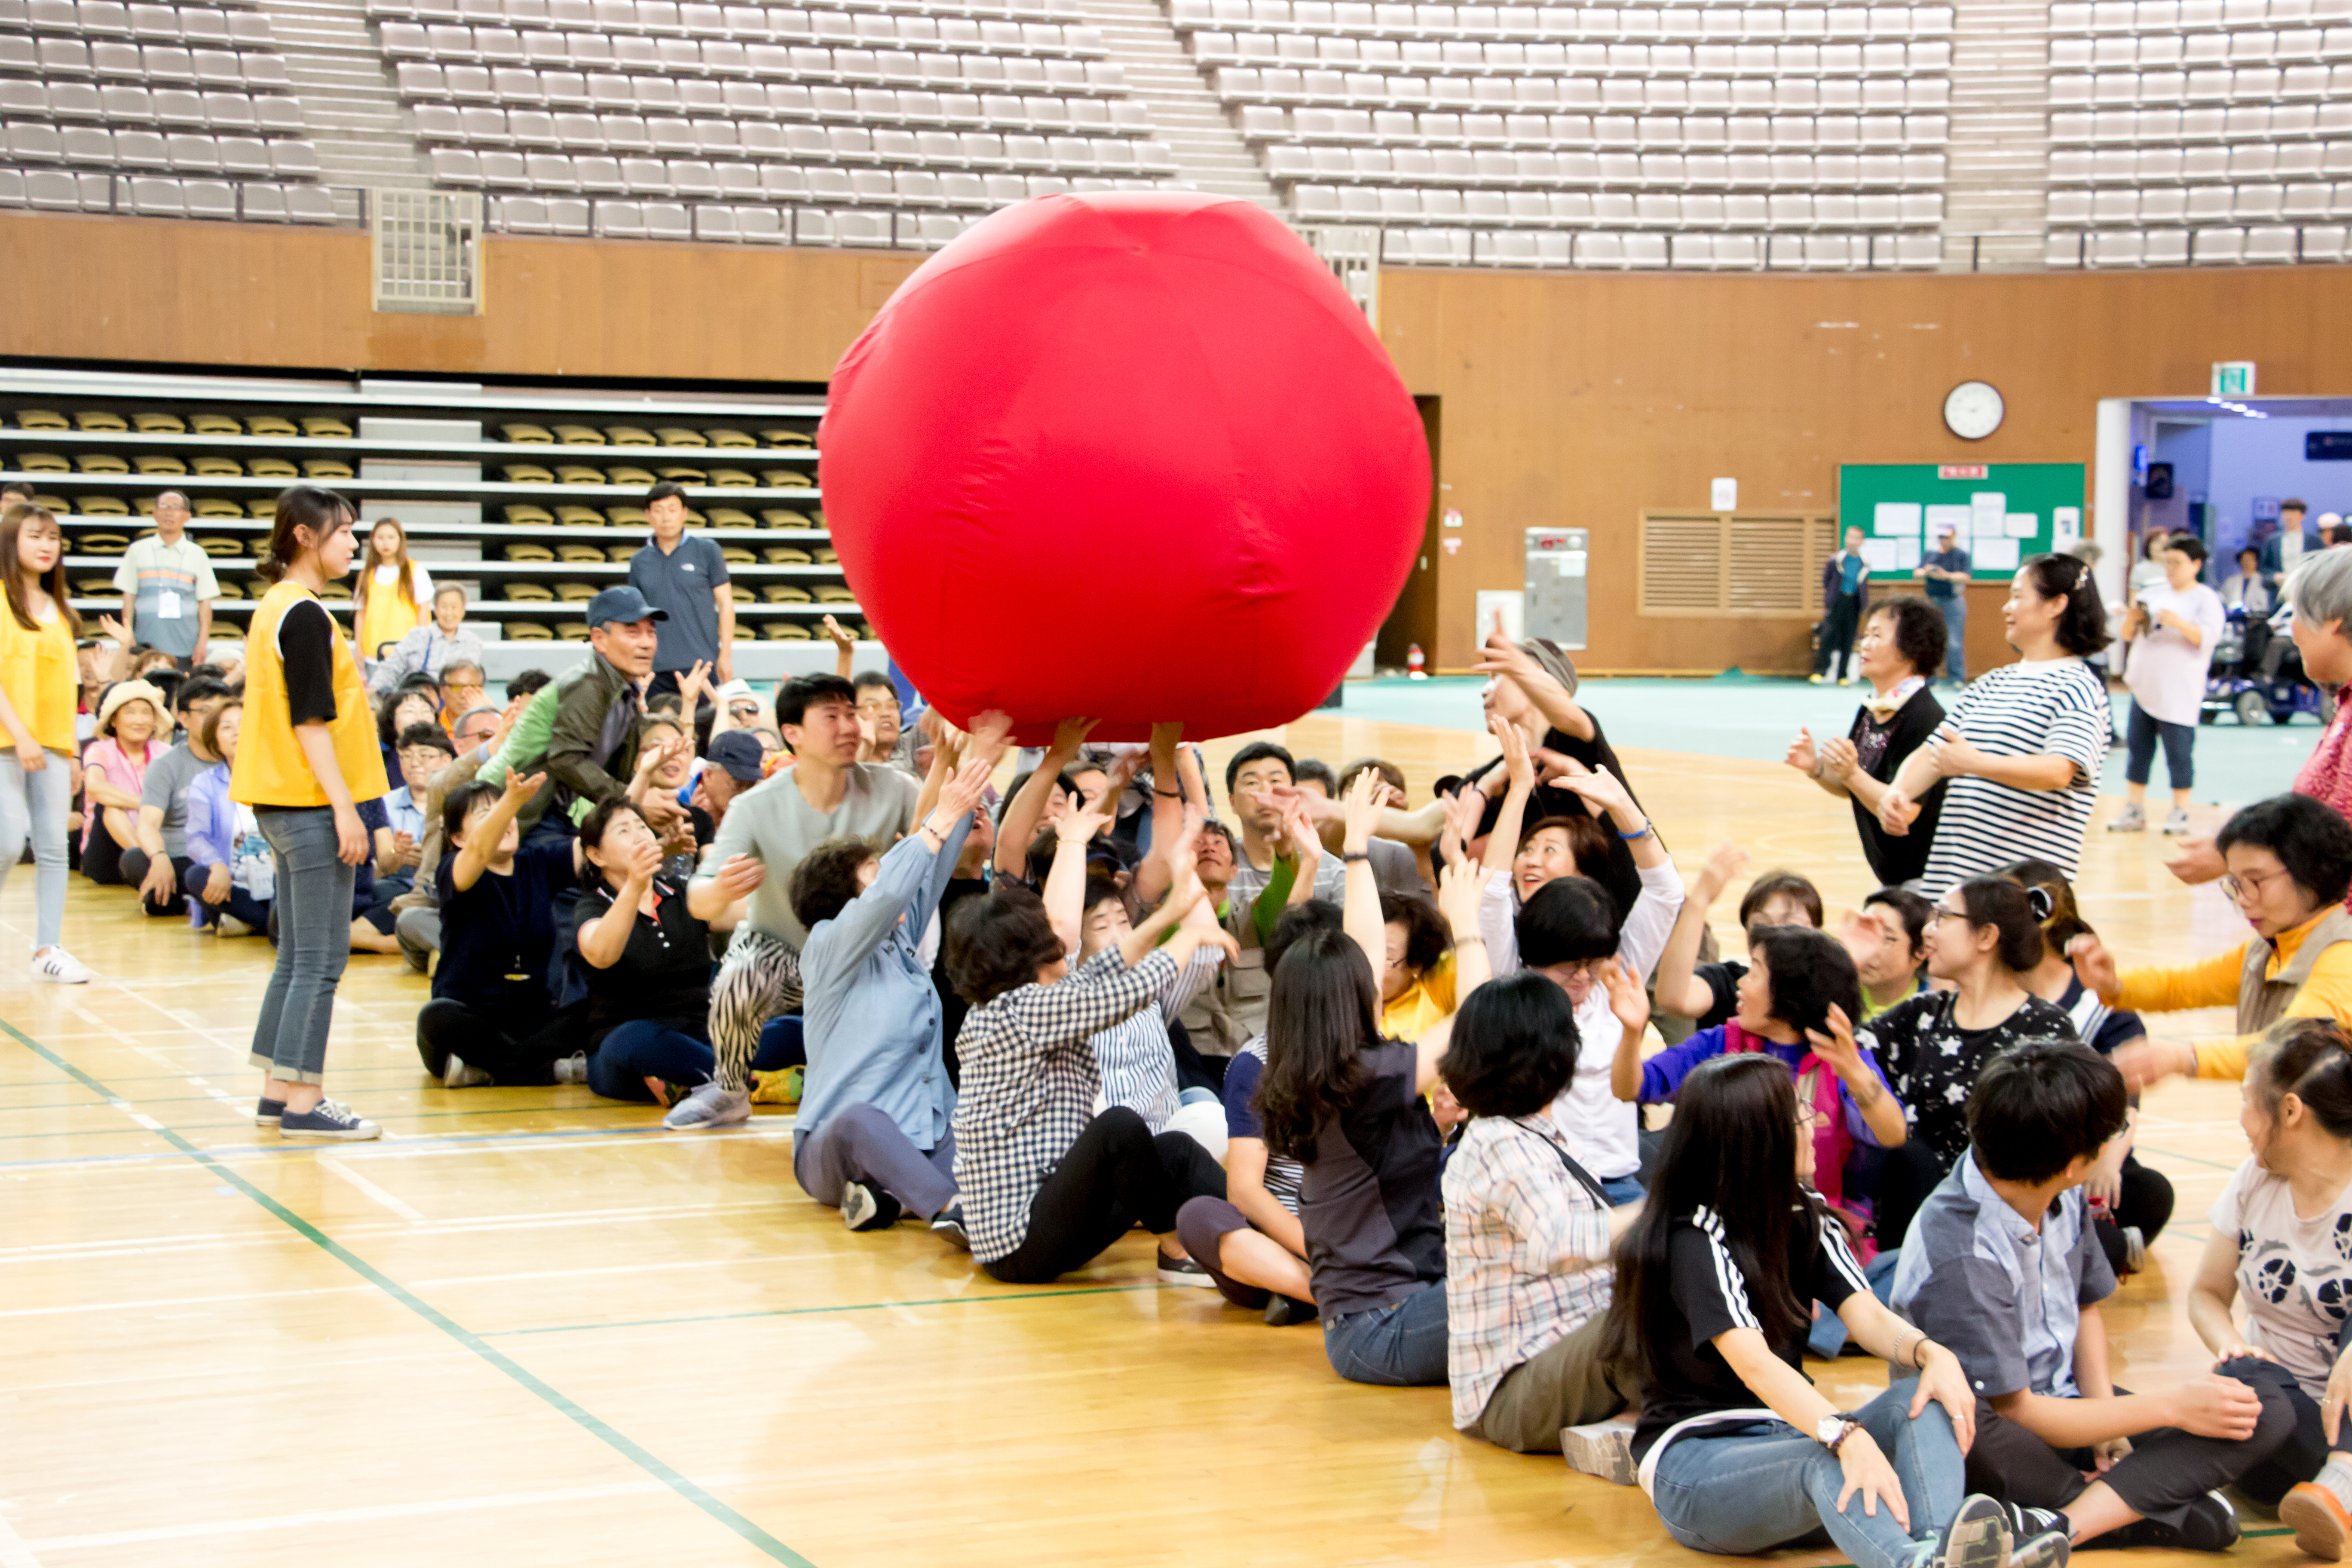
[211,580,242,600]
[194,534,239,557]
[762,543,812,563]
[242,498,276,517]
[187,454,241,476]
[504,462,557,484]
[604,503,649,527]
[761,510,815,531]
[505,581,554,602]
[544,73,592,108]
[542,196,589,232]
[77,532,131,556]
[430,147,484,184]
[705,506,756,529]
[812,546,839,566]
[551,582,597,604]
[248,456,297,478]
[505,621,554,640]
[653,465,705,484]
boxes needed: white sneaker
[553,1051,588,1084]
[2162,807,2192,836]
[2107,804,2147,833]
[441,1054,493,1089]
[662,1081,751,1131]
[217,914,255,937]
[30,947,92,984]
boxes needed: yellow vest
[0,601,76,753]
[355,565,423,663]
[233,580,390,808]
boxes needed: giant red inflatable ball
[818,192,1430,745]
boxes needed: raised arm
[1804,1003,1907,1147]
[1653,841,1749,1020]
[823,613,856,680]
[1550,757,1665,871]
[1473,630,1596,742]
[576,837,662,970]
[1481,715,1536,877]
[449,769,544,894]
[1435,857,1491,996]
[1043,799,1116,957]
[995,714,1093,880]
[1785,726,1853,800]
[1133,722,1201,906]
[1339,768,1389,981]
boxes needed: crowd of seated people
[36,481,2352,1568]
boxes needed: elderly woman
[367,584,484,696]
[2172,547,2352,889]
[2076,793,2352,1088]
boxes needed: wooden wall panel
[1376,264,2352,671]
[7,213,2352,673]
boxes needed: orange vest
[232,580,389,809]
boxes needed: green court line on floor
[488,1283,1171,1338]
[0,1096,657,1124]
[0,1015,818,1568]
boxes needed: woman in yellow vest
[351,516,432,668]
[0,504,93,984]
[233,487,391,1140]
[2070,793,2352,1090]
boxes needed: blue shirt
[1634,1023,1894,1147]
[627,533,732,673]
[386,784,426,842]
[794,815,973,1154]
[1839,552,1867,594]
[1923,546,1970,600]
[1891,1155,2116,1400]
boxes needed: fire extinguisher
[1406,643,1427,680]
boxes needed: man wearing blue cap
[545,585,685,833]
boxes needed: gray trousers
[1472,1312,1629,1453]
[790,1103,956,1220]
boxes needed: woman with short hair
[1787,594,1950,888]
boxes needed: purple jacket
[184,761,237,868]
[1822,551,1871,614]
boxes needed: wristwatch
[1816,1415,1862,1455]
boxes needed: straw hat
[94,678,168,740]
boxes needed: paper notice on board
[1975,538,2022,571]
[1971,491,2007,519]
[2005,512,2037,539]
[1895,539,1922,570]
[1860,539,1901,572]
[1874,501,1923,537]
[2053,507,2082,542]
[1972,509,2010,540]
[1925,504,1972,536]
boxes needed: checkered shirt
[1440,1109,1617,1432]
[952,946,1177,1264]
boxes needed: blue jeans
[1651,1384,1965,1568]
[2125,699,2196,791]
[182,862,270,931]
[1320,1281,1448,1386]
[1938,594,1967,683]
[0,750,70,949]
[1602,1173,1645,1206]
[248,806,356,1086]
[587,1018,802,1102]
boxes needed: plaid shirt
[1440,1108,1617,1432]
[952,947,1177,1264]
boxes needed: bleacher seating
[0,0,337,218]
[2043,0,2352,263]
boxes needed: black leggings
[983,1107,1228,1285]
[2236,1318,2352,1507]
[80,827,130,886]
[416,996,587,1086]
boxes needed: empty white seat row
[2050,0,2352,31]
[3,122,315,172]
[411,105,1173,165]
[1268,141,1943,183]
[2048,102,2352,139]
[0,166,337,218]
[2,92,296,131]
[2048,178,2352,218]
[1212,65,1948,111]
[2050,26,2352,64]
[427,139,1165,192]
[2046,224,2347,266]
[1295,180,1939,223]
[1379,227,1943,270]
[0,34,290,82]
[379,21,1104,70]
[1248,101,1949,148]
[392,65,1146,125]
[2049,64,2341,98]
[569,200,1026,246]
[1192,31,1949,72]
[382,40,1127,92]
[2051,139,2352,177]
[0,2,273,44]
[1171,0,1956,42]
[367,0,1079,30]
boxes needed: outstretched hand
[1785,726,1820,776]
[1340,765,1386,851]
[1601,954,1651,1036]
[935,756,994,824]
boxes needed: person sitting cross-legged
[1893,1041,2294,1553]
[416,771,589,1089]
[181,699,272,936]
[793,748,999,1239]
[1442,969,1648,1463]
[946,803,1236,1286]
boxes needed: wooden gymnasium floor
[0,708,2292,1568]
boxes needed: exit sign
[2213,361,2257,396]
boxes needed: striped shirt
[1226,1036,1304,1214]
[1442,1109,1617,1431]
[1090,943,1223,1132]
[1919,657,2110,895]
[951,947,1178,1264]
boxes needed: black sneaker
[1156,1250,1216,1287]
[841,1181,902,1233]
[1920,1494,2012,1568]
[2085,1492,2239,1553]
[2005,1505,2073,1568]
[1262,1293,1317,1326]
[928,1200,971,1251]
[255,1096,285,1125]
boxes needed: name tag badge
[683,564,696,573]
[156,590,182,620]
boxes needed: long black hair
[1602,1055,1819,1390]
[2019,551,2112,656]
[1253,926,1384,1164]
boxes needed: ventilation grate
[371,190,484,315]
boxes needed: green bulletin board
[1837,463,2087,581]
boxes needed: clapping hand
[1818,735,1859,780]
[1877,787,1922,836]
[1785,726,1820,777]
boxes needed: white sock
[2314,1455,2352,1506]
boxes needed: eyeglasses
[2220,867,2296,906]
[1929,906,1969,924]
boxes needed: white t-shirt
[2126,579,2226,726]
[2209,1155,2352,1399]
[371,561,434,604]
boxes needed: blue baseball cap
[706,729,766,783]
[585,585,668,628]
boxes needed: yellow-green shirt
[0,601,77,753]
